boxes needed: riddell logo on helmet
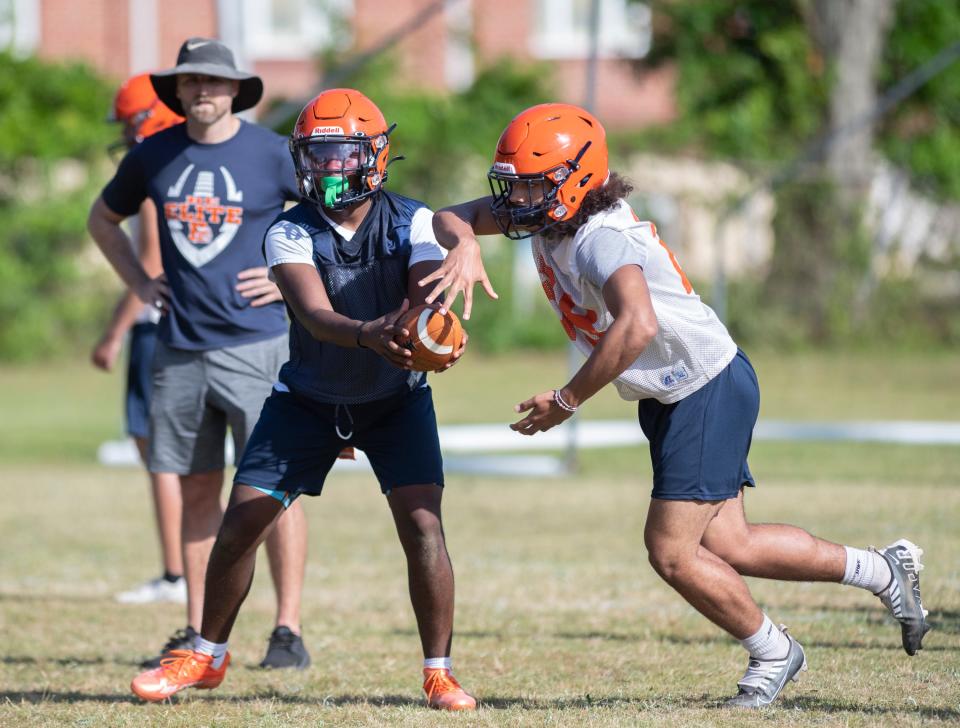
[311,126,344,136]
[492,161,516,174]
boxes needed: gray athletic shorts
[148,334,288,475]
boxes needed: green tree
[636,1,959,348]
[879,2,960,200]
[637,1,829,162]
[0,52,115,361]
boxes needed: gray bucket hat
[150,37,263,116]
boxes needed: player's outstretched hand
[237,266,283,307]
[434,329,469,373]
[418,239,497,321]
[359,298,414,368]
[511,389,573,435]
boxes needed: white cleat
[873,539,931,655]
[726,626,807,709]
[115,576,187,604]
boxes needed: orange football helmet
[488,103,608,239]
[289,88,395,209]
[109,73,183,151]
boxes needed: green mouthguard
[321,176,349,207]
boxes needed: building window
[0,0,39,56]
[242,0,352,60]
[530,0,651,59]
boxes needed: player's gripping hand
[419,238,497,321]
[358,298,414,369]
[237,266,283,307]
[510,389,573,435]
[433,329,469,373]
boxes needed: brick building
[4,0,674,128]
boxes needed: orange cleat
[422,667,477,710]
[130,649,230,702]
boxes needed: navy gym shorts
[638,349,760,502]
[125,322,158,439]
[236,384,444,507]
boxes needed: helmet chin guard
[290,131,392,210]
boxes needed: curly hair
[542,172,634,240]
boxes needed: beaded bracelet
[553,388,577,413]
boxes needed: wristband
[356,322,367,349]
[553,388,577,413]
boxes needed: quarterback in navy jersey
[127,89,477,710]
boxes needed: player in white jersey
[91,74,186,605]
[424,103,931,708]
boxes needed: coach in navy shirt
[87,37,310,671]
[101,118,294,348]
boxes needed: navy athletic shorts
[235,384,444,506]
[638,349,759,502]
[125,322,158,439]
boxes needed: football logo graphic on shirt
[163,163,245,267]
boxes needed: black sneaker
[259,626,311,670]
[140,625,197,668]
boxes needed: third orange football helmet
[289,88,395,209]
[488,103,608,239]
[110,73,183,151]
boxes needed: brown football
[394,304,464,371]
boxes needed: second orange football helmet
[289,88,394,209]
[488,103,608,239]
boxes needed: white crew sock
[841,546,893,594]
[423,657,452,671]
[194,635,229,669]
[740,614,790,660]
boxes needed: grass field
[1,351,959,726]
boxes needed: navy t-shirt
[101,121,299,351]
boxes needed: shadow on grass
[0,690,140,705]
[0,690,420,708]
[663,632,955,652]
[553,630,953,652]
[780,602,959,634]
[2,690,955,718]
[781,696,960,720]
[0,690,726,711]
[925,609,959,635]
[478,694,717,710]
[1,655,143,667]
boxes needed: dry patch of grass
[2,463,958,726]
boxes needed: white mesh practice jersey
[531,200,736,403]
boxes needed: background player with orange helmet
[424,102,930,708]
[128,88,475,711]
[91,73,186,605]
